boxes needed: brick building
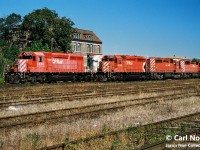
[72,28,102,69]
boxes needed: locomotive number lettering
[126,61,133,65]
[52,59,63,64]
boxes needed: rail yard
[0,79,200,149]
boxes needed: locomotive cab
[5,52,39,83]
[9,52,35,73]
[100,55,115,72]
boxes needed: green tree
[0,40,20,80]
[0,13,22,40]
[22,7,75,52]
[0,53,5,77]
[192,58,200,63]
[0,8,75,77]
[25,41,51,52]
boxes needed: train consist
[5,51,200,83]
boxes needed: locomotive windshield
[103,58,114,61]
[19,55,32,59]
[19,55,35,61]
[19,52,34,60]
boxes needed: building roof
[73,28,102,44]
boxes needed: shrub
[0,78,4,84]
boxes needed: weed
[22,132,41,150]
[64,138,74,149]
[0,140,3,149]
[102,124,110,134]
[0,78,4,84]
[110,138,121,150]
[27,132,41,147]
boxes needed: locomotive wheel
[95,75,104,82]
[11,75,20,84]
[85,75,92,82]
[31,76,36,84]
[38,75,46,83]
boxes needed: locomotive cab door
[37,55,46,72]
[115,56,123,72]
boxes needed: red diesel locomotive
[6,51,84,83]
[146,57,199,79]
[5,51,200,83]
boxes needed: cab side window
[39,56,42,62]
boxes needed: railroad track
[0,91,199,129]
[0,85,197,108]
[0,83,196,99]
[0,79,198,96]
[38,112,200,150]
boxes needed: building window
[87,44,93,53]
[85,35,93,41]
[87,44,90,52]
[73,43,81,52]
[97,45,100,53]
[73,33,80,39]
[90,44,93,53]
[74,43,77,52]
[77,43,81,52]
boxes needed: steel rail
[0,85,197,108]
[0,79,198,94]
[0,92,198,129]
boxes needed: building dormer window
[73,33,80,39]
[85,35,93,41]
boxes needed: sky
[0,0,200,59]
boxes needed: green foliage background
[0,8,75,78]
[192,58,200,63]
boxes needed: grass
[21,133,41,150]
[0,79,199,149]
[0,96,200,149]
